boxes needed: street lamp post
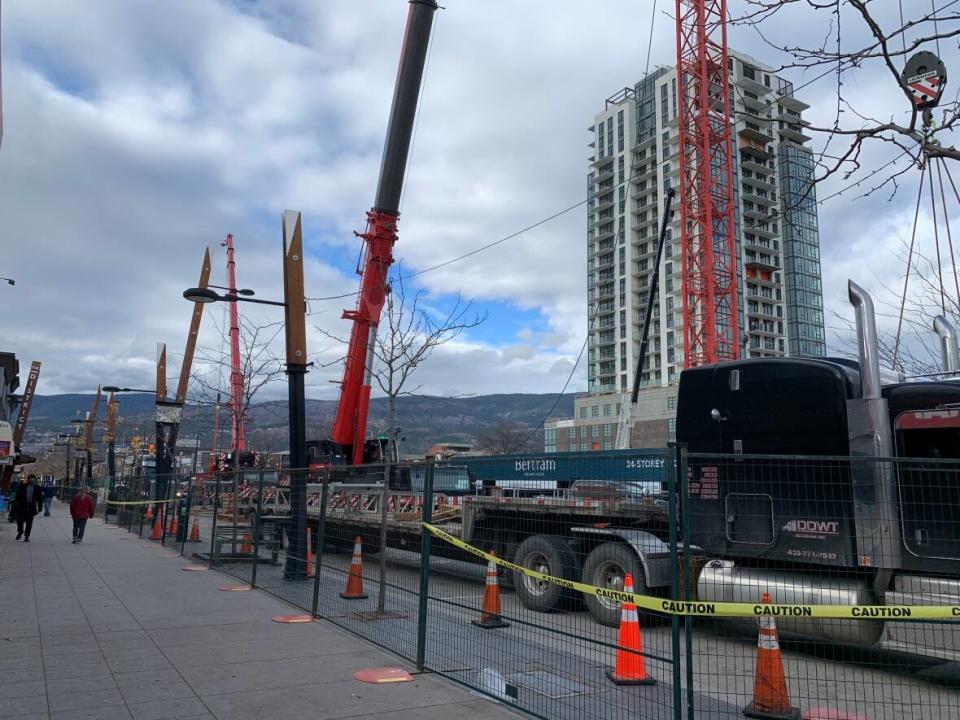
[182,210,308,580]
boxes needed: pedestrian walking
[42,480,56,516]
[13,474,44,541]
[70,487,95,544]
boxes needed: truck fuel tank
[696,560,884,646]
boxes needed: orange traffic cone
[744,593,800,720]
[144,506,154,521]
[239,533,253,554]
[340,536,368,599]
[150,515,163,541]
[607,573,655,685]
[472,552,509,629]
[168,512,178,536]
[188,518,201,543]
[306,528,315,578]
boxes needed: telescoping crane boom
[328,0,439,467]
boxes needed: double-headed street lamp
[182,211,309,581]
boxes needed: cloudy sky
[1,1,956,402]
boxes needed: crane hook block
[902,51,946,110]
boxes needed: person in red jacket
[69,487,95,544]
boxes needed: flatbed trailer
[259,479,675,628]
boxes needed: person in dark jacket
[42,480,56,516]
[69,487,95,544]
[13,474,44,541]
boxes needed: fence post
[311,469,330,618]
[180,479,194,556]
[679,444,694,720]
[137,482,145,538]
[209,472,221,568]
[251,469,264,588]
[160,474,171,545]
[667,443,682,720]
[376,462,391,617]
[416,460,435,672]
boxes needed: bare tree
[733,1,960,198]
[474,419,540,455]
[830,245,960,376]
[317,271,487,454]
[190,316,287,454]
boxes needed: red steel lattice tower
[675,0,740,366]
[223,233,246,451]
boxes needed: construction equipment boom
[328,0,439,467]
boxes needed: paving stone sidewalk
[0,502,523,720]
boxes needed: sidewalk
[0,502,523,720]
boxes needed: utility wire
[521,0,660,445]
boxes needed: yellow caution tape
[422,522,960,621]
[106,498,181,506]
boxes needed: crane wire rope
[399,8,437,216]
[928,157,947,315]
[936,158,960,310]
[892,162,927,371]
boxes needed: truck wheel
[512,535,577,612]
[582,542,646,628]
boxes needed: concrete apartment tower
[545,52,825,453]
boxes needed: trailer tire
[582,541,646,628]
[512,535,578,613]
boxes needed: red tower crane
[675,0,740,366]
[223,233,245,452]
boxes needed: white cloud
[1,0,955,409]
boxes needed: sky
[0,1,957,404]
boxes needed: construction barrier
[131,455,960,720]
[422,522,960,621]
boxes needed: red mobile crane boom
[329,0,439,466]
[675,0,739,366]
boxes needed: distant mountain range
[25,392,576,455]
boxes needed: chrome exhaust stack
[846,280,900,576]
[933,315,960,376]
[848,280,883,400]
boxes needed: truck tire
[512,535,578,612]
[581,541,646,628]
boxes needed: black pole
[64,439,71,498]
[105,441,116,521]
[85,449,93,489]
[283,364,308,580]
[372,0,439,214]
[631,187,676,404]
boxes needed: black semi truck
[678,280,960,645]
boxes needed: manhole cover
[506,670,597,699]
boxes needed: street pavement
[0,501,525,720]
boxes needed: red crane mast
[224,233,245,451]
[675,0,740,366]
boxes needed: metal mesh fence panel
[683,450,960,720]
[416,451,693,720]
